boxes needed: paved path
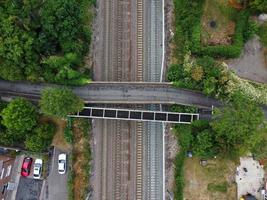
[43,147,68,200]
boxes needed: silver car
[33,159,42,179]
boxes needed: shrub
[258,22,267,47]
[173,124,193,200]
[25,122,56,152]
[64,118,73,143]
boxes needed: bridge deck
[68,107,199,124]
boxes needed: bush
[64,118,73,143]
[173,124,193,200]
[25,122,56,152]
[173,0,204,60]
[170,104,198,113]
[258,22,267,47]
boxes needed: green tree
[1,98,38,132]
[249,0,267,12]
[40,87,84,118]
[211,92,264,157]
[25,122,56,152]
[40,0,87,54]
[193,129,216,158]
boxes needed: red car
[21,157,33,177]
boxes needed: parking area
[40,147,68,200]
[9,154,46,200]
[235,157,265,199]
[15,177,43,200]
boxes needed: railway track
[93,0,138,199]
[143,0,164,199]
[136,0,144,199]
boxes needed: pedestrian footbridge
[68,107,199,124]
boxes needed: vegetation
[171,0,267,198]
[249,0,267,13]
[40,87,84,118]
[64,117,74,143]
[25,122,56,152]
[1,98,38,132]
[67,154,74,200]
[172,0,250,60]
[168,55,231,98]
[173,125,192,200]
[207,182,228,193]
[170,104,198,113]
[258,22,267,47]
[67,119,91,200]
[0,98,56,151]
[0,0,93,85]
[211,92,265,158]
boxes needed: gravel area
[227,35,267,83]
[235,157,265,199]
[165,125,178,200]
[15,177,43,200]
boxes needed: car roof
[34,159,42,165]
[24,157,32,162]
[34,166,40,172]
[58,154,66,160]
[58,162,65,170]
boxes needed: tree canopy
[40,87,84,118]
[211,92,265,157]
[1,98,38,132]
[0,0,91,84]
[25,122,56,152]
[249,0,267,12]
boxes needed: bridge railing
[68,107,199,124]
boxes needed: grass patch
[207,182,228,193]
[201,0,236,46]
[259,22,267,47]
[183,158,237,200]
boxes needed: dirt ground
[165,0,179,67]
[39,116,71,152]
[201,0,236,46]
[184,157,237,200]
[227,36,267,83]
[72,119,90,200]
[165,126,179,199]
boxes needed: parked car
[58,153,67,174]
[33,159,43,179]
[21,157,33,177]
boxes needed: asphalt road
[44,147,68,200]
[15,177,43,200]
[1,80,267,116]
[0,80,221,108]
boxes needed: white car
[33,159,42,179]
[58,153,67,174]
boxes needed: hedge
[190,11,249,58]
